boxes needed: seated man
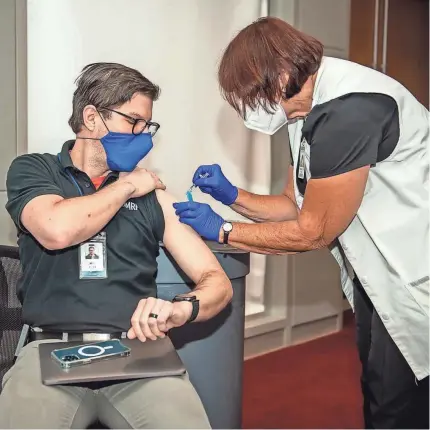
[0,62,233,429]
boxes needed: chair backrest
[0,245,22,393]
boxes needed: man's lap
[97,373,210,428]
[0,340,210,429]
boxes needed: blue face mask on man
[78,110,154,172]
[100,129,153,172]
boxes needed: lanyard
[297,117,308,181]
[298,138,306,180]
[57,154,83,196]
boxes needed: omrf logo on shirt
[123,201,138,211]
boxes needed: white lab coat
[288,57,429,380]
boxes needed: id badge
[79,232,107,279]
[298,141,306,180]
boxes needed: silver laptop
[39,336,186,386]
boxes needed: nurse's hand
[173,201,224,242]
[193,164,238,205]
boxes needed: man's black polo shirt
[5,141,165,333]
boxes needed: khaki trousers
[0,340,211,429]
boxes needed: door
[350,0,429,107]
[384,0,429,107]
[349,0,378,68]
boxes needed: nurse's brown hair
[218,17,323,118]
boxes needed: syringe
[186,172,209,201]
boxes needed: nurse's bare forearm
[219,220,322,254]
[230,189,298,222]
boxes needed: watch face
[223,222,233,232]
[174,295,196,302]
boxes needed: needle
[186,172,209,202]
[188,172,209,192]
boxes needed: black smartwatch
[221,222,233,244]
[172,295,200,323]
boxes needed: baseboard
[244,328,286,360]
[343,297,351,311]
[244,311,354,360]
[290,314,340,346]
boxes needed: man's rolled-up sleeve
[6,155,65,232]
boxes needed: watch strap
[188,300,199,323]
[172,295,199,323]
[222,222,232,245]
[223,229,229,244]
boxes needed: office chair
[0,245,22,394]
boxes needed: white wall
[27,0,269,314]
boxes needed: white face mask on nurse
[243,103,288,135]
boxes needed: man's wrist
[117,178,136,196]
[173,301,193,322]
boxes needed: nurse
[174,17,429,429]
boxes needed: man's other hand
[173,201,224,242]
[120,167,166,198]
[127,297,192,342]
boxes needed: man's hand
[127,297,192,342]
[120,167,166,198]
[193,164,238,205]
[173,201,224,242]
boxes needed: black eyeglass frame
[99,107,160,136]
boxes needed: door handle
[372,0,380,70]
[260,0,269,17]
[381,0,389,73]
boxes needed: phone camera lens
[63,355,79,362]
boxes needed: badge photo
[79,233,107,279]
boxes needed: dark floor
[242,311,363,429]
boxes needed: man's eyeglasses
[99,107,160,136]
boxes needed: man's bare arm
[230,166,298,222]
[21,168,164,250]
[21,181,135,250]
[156,189,233,321]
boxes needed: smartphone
[51,339,131,369]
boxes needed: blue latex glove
[173,201,224,242]
[192,164,238,206]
